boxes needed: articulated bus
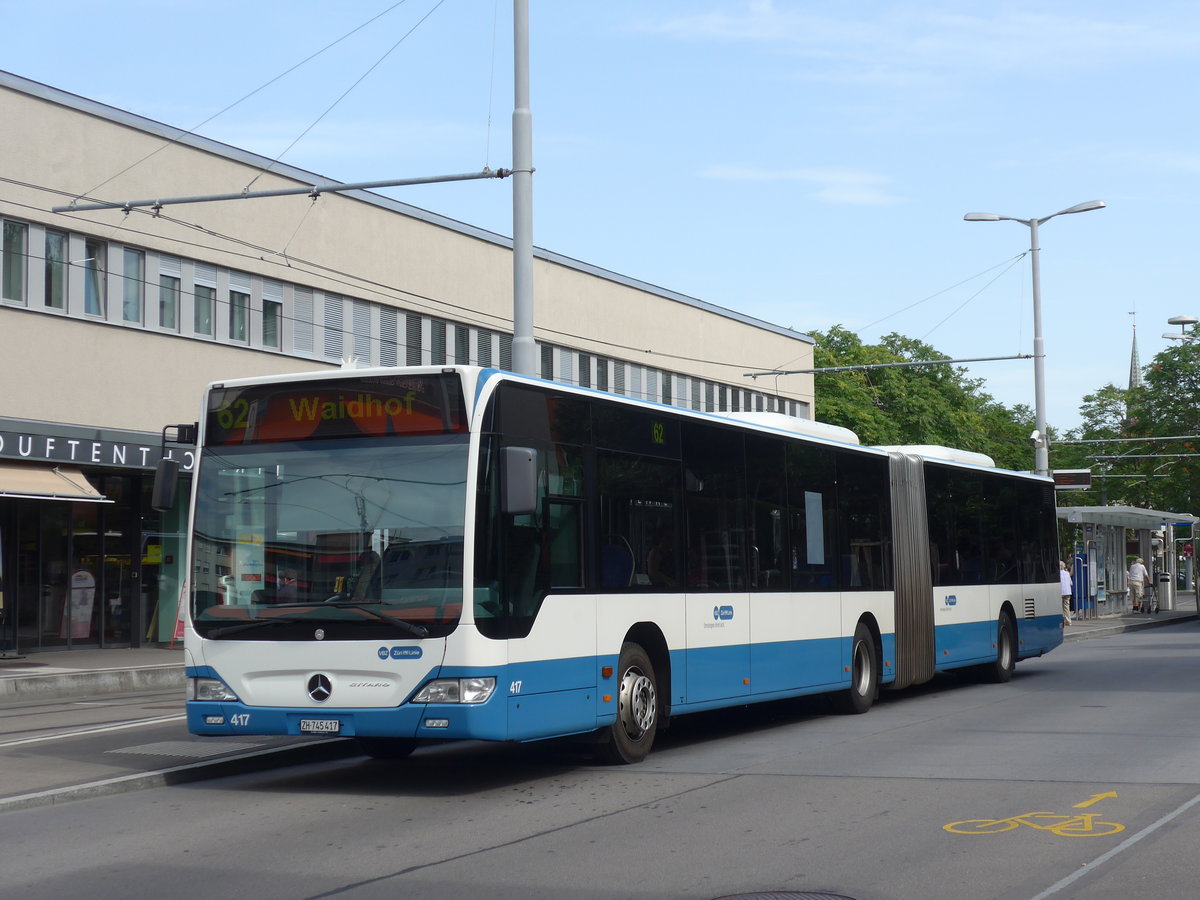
[168,366,1062,763]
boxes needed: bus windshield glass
[189,434,469,641]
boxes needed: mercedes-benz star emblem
[314,628,325,641]
[307,673,333,703]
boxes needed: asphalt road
[2,621,1199,900]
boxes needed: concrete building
[0,70,815,654]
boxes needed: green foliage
[1062,334,1200,511]
[809,326,1035,471]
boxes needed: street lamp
[964,200,1106,477]
[1163,314,1199,342]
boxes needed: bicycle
[944,811,1124,837]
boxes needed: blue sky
[7,1,1200,430]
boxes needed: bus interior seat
[600,540,635,589]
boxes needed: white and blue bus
[169,366,1062,763]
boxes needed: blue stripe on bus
[185,618,1060,743]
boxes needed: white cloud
[643,1,1200,81]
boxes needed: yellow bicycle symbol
[944,811,1124,838]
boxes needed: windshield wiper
[206,616,307,639]
[322,602,429,638]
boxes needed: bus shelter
[1058,505,1198,618]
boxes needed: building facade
[0,70,815,653]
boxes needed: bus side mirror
[501,447,538,516]
[151,457,180,512]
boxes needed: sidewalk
[0,646,184,702]
[1062,589,1197,642]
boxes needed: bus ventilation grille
[1024,598,1037,619]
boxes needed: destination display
[206,374,468,445]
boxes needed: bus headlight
[189,677,240,702]
[413,677,496,704]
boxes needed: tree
[1063,335,1200,512]
[809,326,1036,471]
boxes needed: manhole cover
[714,894,857,900]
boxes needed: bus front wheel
[357,737,417,760]
[597,642,659,764]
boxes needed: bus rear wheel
[983,613,1017,683]
[596,642,658,764]
[834,622,878,714]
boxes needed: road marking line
[1074,791,1118,809]
[1029,790,1200,899]
[0,714,186,747]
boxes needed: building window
[122,248,144,323]
[83,238,106,316]
[321,294,343,359]
[540,344,553,380]
[2,220,26,303]
[45,230,67,309]
[661,372,672,406]
[578,353,591,389]
[500,333,513,370]
[478,330,493,367]
[159,274,180,329]
[379,308,398,366]
[293,286,313,353]
[194,284,214,336]
[454,324,470,364]
[229,290,249,342]
[596,357,609,393]
[405,313,423,365]
[263,299,282,348]
[431,319,447,365]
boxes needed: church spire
[1128,313,1143,391]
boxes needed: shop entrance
[0,471,146,652]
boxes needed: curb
[0,665,185,702]
[0,737,359,814]
[1062,613,1196,642]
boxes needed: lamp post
[964,200,1106,477]
[1163,314,1199,342]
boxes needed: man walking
[1128,557,1149,612]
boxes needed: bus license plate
[299,718,341,734]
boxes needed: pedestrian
[1128,557,1149,612]
[1059,560,1073,627]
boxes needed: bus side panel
[840,591,896,681]
[1016,581,1064,658]
[594,593,687,715]
[685,590,751,703]
[932,584,993,666]
[489,593,601,739]
[750,592,844,693]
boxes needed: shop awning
[0,463,110,502]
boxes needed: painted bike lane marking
[944,791,1125,838]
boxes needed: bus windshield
[190,435,469,640]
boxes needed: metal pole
[52,170,508,214]
[1029,217,1049,477]
[510,0,537,377]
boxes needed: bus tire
[835,622,878,715]
[356,737,417,760]
[597,642,659,764]
[984,613,1017,684]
